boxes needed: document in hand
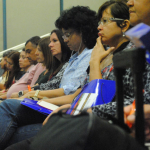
[21,98,59,116]
[67,79,116,115]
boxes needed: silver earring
[123,32,125,37]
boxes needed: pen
[126,100,136,128]
[28,85,31,92]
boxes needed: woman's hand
[43,104,71,126]
[89,37,115,81]
[0,94,7,100]
[19,91,36,99]
[124,104,150,142]
[90,36,115,64]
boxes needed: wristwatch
[18,91,24,97]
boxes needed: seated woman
[19,49,32,73]
[0,50,14,85]
[0,49,30,99]
[0,51,25,92]
[32,35,62,86]
[10,29,71,98]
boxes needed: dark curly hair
[55,6,98,49]
[98,1,129,28]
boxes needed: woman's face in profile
[62,28,83,52]
[19,51,31,69]
[35,46,44,63]
[49,33,62,60]
[127,0,150,26]
[6,58,14,71]
[97,7,123,46]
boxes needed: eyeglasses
[62,31,74,40]
[98,17,124,26]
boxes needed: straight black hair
[25,36,41,47]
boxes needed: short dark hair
[51,29,71,64]
[98,1,129,28]
[25,36,41,47]
[5,51,21,89]
[55,6,98,49]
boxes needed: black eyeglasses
[62,31,74,40]
[98,17,124,26]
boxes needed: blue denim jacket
[60,47,92,95]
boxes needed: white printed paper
[37,101,59,111]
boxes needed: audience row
[0,0,149,149]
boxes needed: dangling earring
[122,32,125,37]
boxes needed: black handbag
[29,110,147,150]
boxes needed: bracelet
[32,90,40,100]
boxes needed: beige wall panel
[0,0,3,51]
[0,0,108,51]
[64,0,106,12]
[6,0,60,48]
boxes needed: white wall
[64,0,106,12]
[6,0,59,49]
[0,0,3,51]
[0,0,107,51]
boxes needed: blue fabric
[60,47,92,95]
[0,99,46,149]
[7,124,42,147]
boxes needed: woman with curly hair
[55,6,98,51]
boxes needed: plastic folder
[21,79,116,116]
[125,23,150,50]
[21,98,52,116]
[67,79,116,115]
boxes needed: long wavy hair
[5,51,21,89]
[1,50,14,74]
[38,36,60,77]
